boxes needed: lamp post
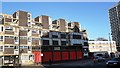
[109,33,112,57]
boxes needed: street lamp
[109,33,113,57]
[109,33,112,52]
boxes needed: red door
[33,51,41,63]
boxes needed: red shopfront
[32,51,42,63]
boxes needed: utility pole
[109,33,112,52]
[109,33,112,57]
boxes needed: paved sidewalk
[43,59,94,67]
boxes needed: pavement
[43,59,94,68]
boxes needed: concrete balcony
[32,33,39,37]
[32,40,39,45]
[19,31,27,36]
[5,38,14,44]
[5,31,14,35]
[4,48,14,54]
[20,39,27,44]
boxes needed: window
[61,41,66,45]
[52,35,58,38]
[5,26,13,31]
[61,34,66,38]
[28,14,31,17]
[20,37,27,39]
[39,31,41,34]
[43,40,49,45]
[28,18,31,20]
[20,46,23,48]
[68,23,71,26]
[21,55,29,60]
[24,46,28,48]
[73,35,81,39]
[52,21,57,24]
[5,36,14,39]
[0,36,3,41]
[4,46,8,48]
[29,55,34,60]
[32,30,38,34]
[53,40,58,45]
[27,13,31,20]
[28,22,30,24]
[10,46,14,48]
[32,38,39,40]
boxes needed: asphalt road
[45,63,107,68]
[44,61,107,68]
[0,59,108,68]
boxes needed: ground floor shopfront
[32,46,89,64]
[0,53,34,66]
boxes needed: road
[44,59,107,68]
[0,59,108,68]
[44,62,107,68]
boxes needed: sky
[1,2,117,40]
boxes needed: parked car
[93,56,105,62]
[106,57,120,68]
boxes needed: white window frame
[5,36,14,39]
[20,37,27,39]
[5,26,13,31]
[32,38,39,40]
[32,30,39,34]
[24,46,28,48]
[4,46,9,48]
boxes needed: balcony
[20,39,27,44]
[32,40,39,45]
[19,31,27,36]
[32,46,41,51]
[5,38,14,44]
[5,31,14,35]
[5,18,12,22]
[4,18,18,25]
[20,48,28,53]
[32,33,39,37]
[4,48,14,54]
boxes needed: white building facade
[89,41,117,54]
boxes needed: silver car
[93,56,105,62]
